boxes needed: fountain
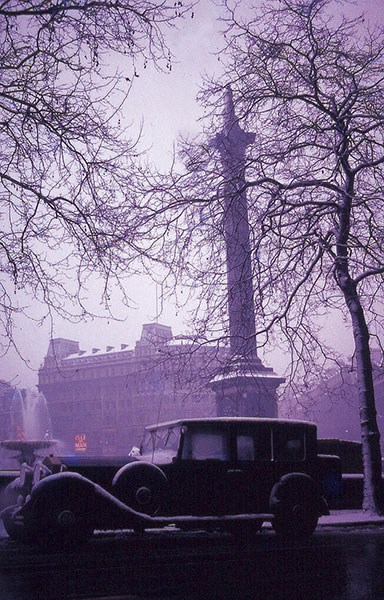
[10,388,52,441]
[1,388,56,466]
[0,439,57,466]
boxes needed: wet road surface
[1,524,384,599]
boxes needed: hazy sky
[2,0,383,388]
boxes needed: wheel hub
[57,510,76,527]
[135,486,152,506]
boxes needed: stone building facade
[38,323,230,455]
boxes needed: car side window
[237,435,255,461]
[236,427,272,461]
[273,428,306,462]
[182,427,229,461]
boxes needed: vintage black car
[0,418,342,547]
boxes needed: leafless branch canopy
[0,0,193,357]
[144,0,384,387]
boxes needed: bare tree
[147,0,384,513]
[0,0,192,360]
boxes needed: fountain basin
[0,440,58,466]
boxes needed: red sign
[74,433,87,452]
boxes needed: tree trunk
[335,180,383,514]
[331,111,384,512]
[340,279,384,514]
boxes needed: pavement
[319,509,384,527]
[1,509,384,540]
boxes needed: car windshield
[140,425,181,464]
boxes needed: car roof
[145,417,316,431]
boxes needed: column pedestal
[210,355,285,418]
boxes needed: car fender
[16,471,153,532]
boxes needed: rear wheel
[272,505,318,538]
[270,473,320,539]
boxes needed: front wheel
[4,473,96,549]
[43,499,95,548]
[2,506,37,545]
[3,497,95,549]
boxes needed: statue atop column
[210,87,284,417]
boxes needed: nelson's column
[209,87,284,417]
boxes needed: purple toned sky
[2,0,383,388]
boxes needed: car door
[166,423,233,516]
[229,423,275,513]
[272,424,307,483]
